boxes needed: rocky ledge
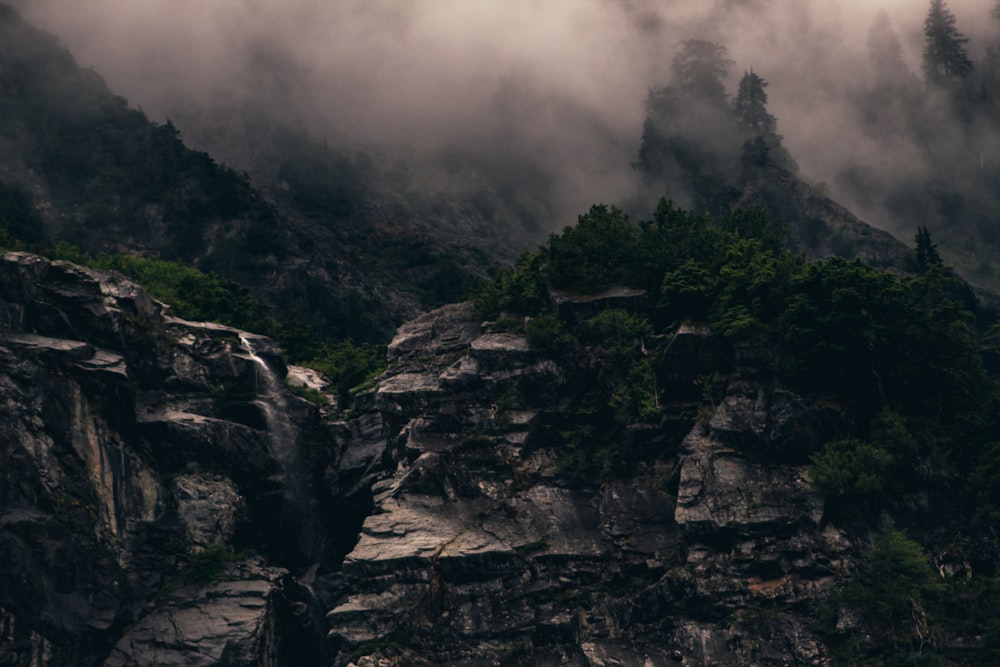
[322,303,854,666]
[0,252,338,666]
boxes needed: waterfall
[239,333,319,561]
[239,333,290,440]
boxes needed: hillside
[2,199,999,664]
[3,3,1000,666]
[0,4,493,348]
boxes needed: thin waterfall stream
[239,333,293,446]
[239,333,318,562]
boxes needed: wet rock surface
[322,304,852,666]
[105,560,323,667]
[0,252,334,666]
[0,253,958,665]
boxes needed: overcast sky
[10,0,997,226]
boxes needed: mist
[9,0,999,239]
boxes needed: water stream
[239,333,293,447]
[239,333,319,562]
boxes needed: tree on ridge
[734,69,776,136]
[923,0,973,85]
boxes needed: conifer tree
[914,226,942,272]
[922,0,973,84]
[986,0,1000,97]
[734,70,776,135]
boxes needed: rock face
[0,253,966,665]
[322,304,853,666]
[0,252,336,666]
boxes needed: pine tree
[734,70,776,135]
[914,226,942,272]
[733,69,797,173]
[986,0,1000,98]
[923,0,973,85]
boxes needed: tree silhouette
[922,0,973,85]
[914,226,942,273]
[734,70,776,135]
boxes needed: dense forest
[476,201,1000,664]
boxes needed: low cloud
[11,0,999,230]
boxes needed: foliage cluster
[636,40,797,215]
[477,198,1000,655]
[180,543,240,584]
[837,0,1000,289]
[819,527,947,665]
[301,340,387,404]
[475,199,997,503]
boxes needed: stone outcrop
[322,304,854,666]
[105,559,324,667]
[1,253,974,665]
[0,252,334,666]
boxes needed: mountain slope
[0,4,493,348]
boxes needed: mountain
[0,4,496,349]
[3,213,999,664]
[3,4,1000,666]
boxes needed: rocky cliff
[0,252,988,666]
[0,251,343,666]
[320,303,859,666]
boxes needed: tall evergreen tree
[922,0,973,84]
[734,70,776,135]
[914,226,942,272]
[987,0,1000,98]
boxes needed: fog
[9,0,998,233]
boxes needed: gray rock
[325,304,855,666]
[105,560,323,667]
[0,253,333,665]
[173,474,244,549]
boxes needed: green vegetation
[51,244,275,331]
[478,199,997,491]
[476,198,1000,656]
[819,527,947,665]
[35,245,387,399]
[181,543,241,584]
[301,340,387,404]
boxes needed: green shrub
[810,439,894,500]
[473,251,547,319]
[545,204,637,293]
[182,543,236,583]
[584,310,652,368]
[303,340,386,403]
